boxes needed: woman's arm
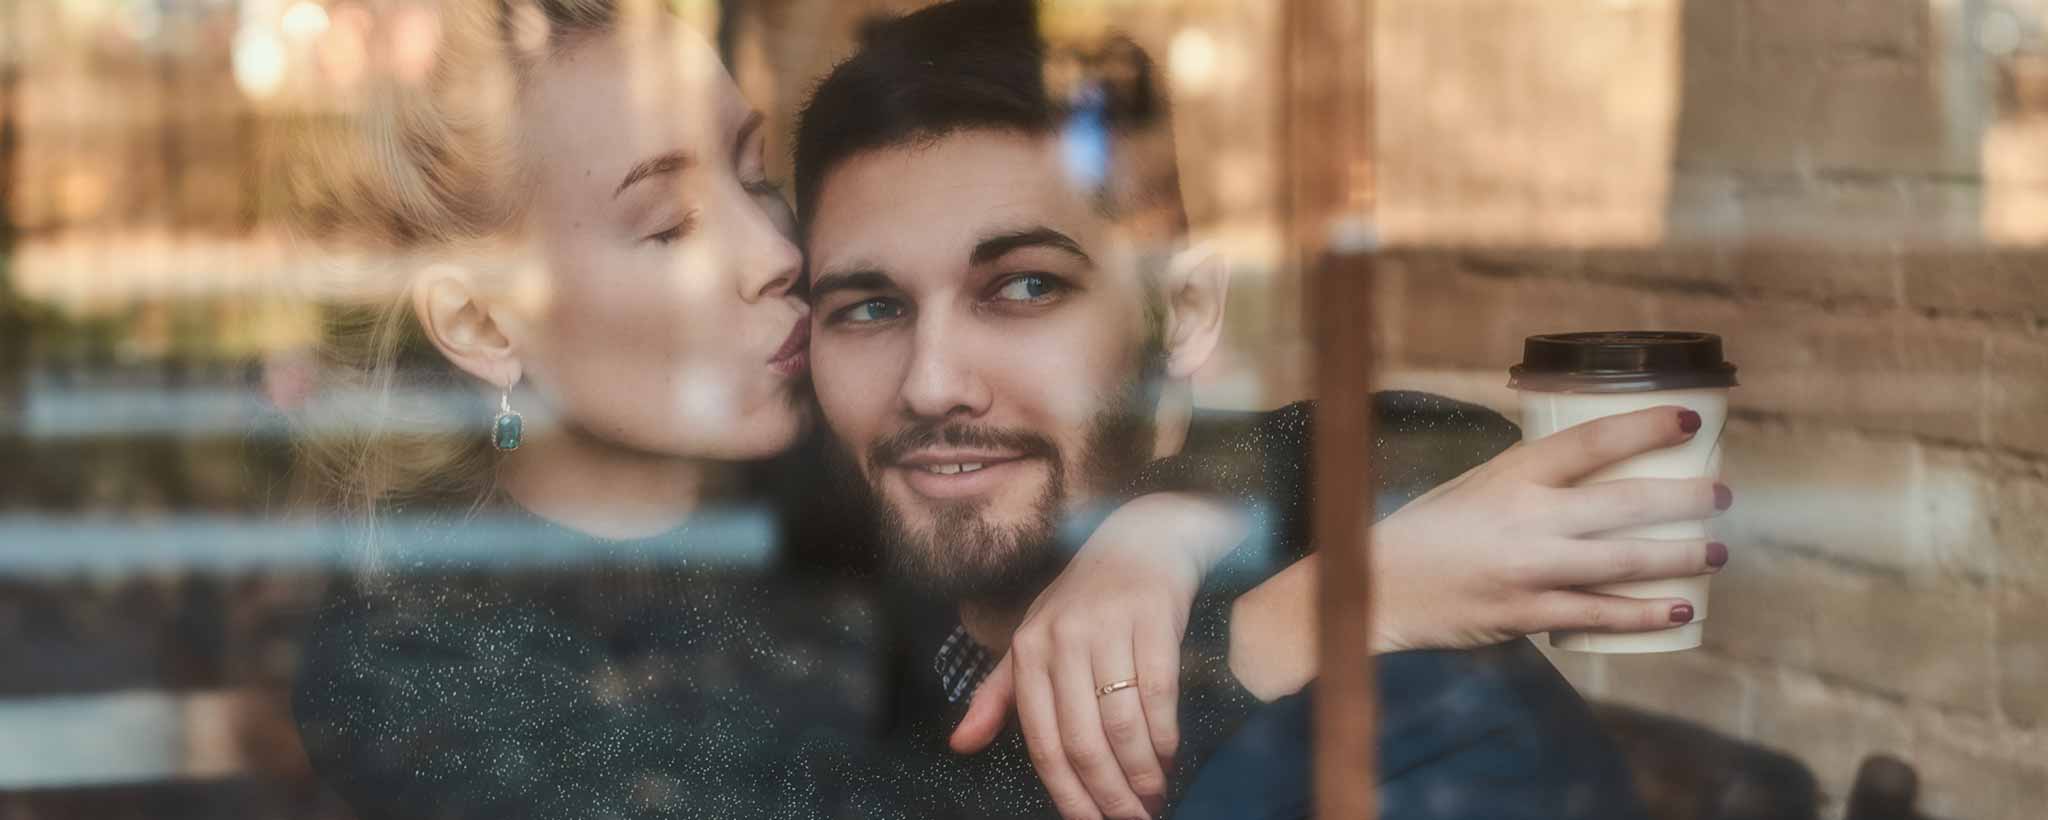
[952,398,1737,804]
[1229,403,1733,699]
[943,402,1317,819]
[948,491,1249,819]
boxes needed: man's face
[806,131,1161,601]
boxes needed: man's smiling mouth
[919,463,988,475]
[892,452,1037,499]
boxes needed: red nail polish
[1671,604,1695,624]
[1706,542,1729,568]
[1679,410,1702,434]
[1714,483,1733,511]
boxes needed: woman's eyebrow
[614,150,696,199]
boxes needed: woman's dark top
[292,521,895,819]
[292,393,1641,819]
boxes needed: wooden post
[1,0,18,293]
[1284,0,1376,817]
[1310,242,1377,820]
[0,0,25,427]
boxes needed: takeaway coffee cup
[1509,331,1738,653]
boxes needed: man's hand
[949,493,1247,820]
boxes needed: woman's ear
[413,265,523,389]
[1159,244,1229,380]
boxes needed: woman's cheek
[675,365,740,429]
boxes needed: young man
[794,2,1709,818]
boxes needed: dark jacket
[1176,641,1649,820]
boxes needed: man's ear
[413,265,523,390]
[1159,244,1228,380]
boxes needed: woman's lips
[768,315,810,376]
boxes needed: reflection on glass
[1,3,2041,820]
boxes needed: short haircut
[792,0,1185,240]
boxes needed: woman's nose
[733,194,803,303]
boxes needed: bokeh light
[1169,28,1218,96]
[232,27,288,100]
[390,4,443,85]
[318,3,371,91]
[281,1,331,42]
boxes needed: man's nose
[899,318,991,420]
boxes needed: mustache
[867,422,1060,469]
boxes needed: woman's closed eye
[646,211,700,245]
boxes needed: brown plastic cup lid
[1508,331,1738,393]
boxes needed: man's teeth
[921,463,987,476]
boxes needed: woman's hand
[949,492,1248,820]
[1370,403,1730,651]
[1229,404,1732,697]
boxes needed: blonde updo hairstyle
[286,0,658,570]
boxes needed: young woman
[285,2,1731,819]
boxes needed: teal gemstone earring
[492,382,523,452]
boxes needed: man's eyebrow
[807,269,897,303]
[613,150,696,199]
[970,227,1092,267]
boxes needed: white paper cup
[1509,332,1738,654]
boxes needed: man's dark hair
[793,0,1181,237]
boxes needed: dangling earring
[492,379,523,452]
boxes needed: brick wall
[1369,2,2048,819]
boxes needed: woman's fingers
[950,654,1015,755]
[1090,635,1168,816]
[1531,537,1727,588]
[1518,406,1701,486]
[1050,630,1152,820]
[1013,644,1102,820]
[1529,590,1697,634]
[1133,616,1182,771]
[1550,477,1728,536]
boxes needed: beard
[830,347,1163,605]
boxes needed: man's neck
[498,423,715,540]
[956,385,1197,651]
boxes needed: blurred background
[0,1,2043,818]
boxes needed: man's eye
[994,274,1060,303]
[837,299,904,324]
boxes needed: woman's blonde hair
[285,0,648,571]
